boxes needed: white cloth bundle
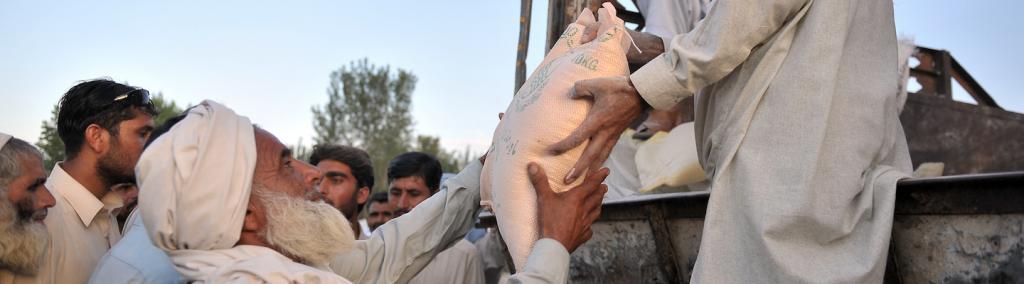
[0,132,11,150]
[635,122,706,193]
[136,100,258,280]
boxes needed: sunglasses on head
[112,88,152,107]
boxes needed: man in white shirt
[0,134,57,283]
[550,0,912,282]
[309,144,374,240]
[384,152,485,283]
[24,80,157,284]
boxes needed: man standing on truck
[551,0,913,282]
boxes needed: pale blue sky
[1,1,1021,155]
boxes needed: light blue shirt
[88,210,182,284]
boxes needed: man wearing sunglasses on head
[11,79,157,284]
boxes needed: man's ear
[242,199,262,232]
[84,124,111,155]
[357,187,370,205]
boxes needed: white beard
[254,188,355,266]
[0,196,48,275]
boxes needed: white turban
[137,100,257,252]
[0,132,12,151]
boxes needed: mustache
[30,208,48,222]
[15,197,45,223]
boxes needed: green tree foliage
[36,105,63,171]
[312,59,474,192]
[312,58,416,192]
[414,135,474,173]
[35,92,184,171]
[150,92,185,125]
[290,137,312,163]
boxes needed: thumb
[528,162,553,197]
[570,80,596,100]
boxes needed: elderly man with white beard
[127,100,605,283]
[0,133,57,282]
[133,101,355,283]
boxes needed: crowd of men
[1,79,605,283]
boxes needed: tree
[150,92,185,125]
[290,137,312,163]
[312,58,417,192]
[36,105,63,171]
[414,135,475,173]
[36,92,184,171]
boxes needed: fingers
[595,138,618,170]
[576,128,619,183]
[548,115,604,156]
[564,131,614,184]
[582,167,611,188]
[527,162,553,197]
[578,184,605,250]
[583,183,607,218]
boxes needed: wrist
[540,228,566,247]
[627,30,665,65]
[626,78,651,110]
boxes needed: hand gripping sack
[480,3,633,270]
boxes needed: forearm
[630,0,811,110]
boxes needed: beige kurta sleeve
[629,0,811,110]
[330,161,485,284]
[506,239,570,284]
[331,161,576,284]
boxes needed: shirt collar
[46,163,124,227]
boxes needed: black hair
[386,152,442,193]
[145,111,189,149]
[369,191,389,204]
[57,79,157,160]
[309,144,375,191]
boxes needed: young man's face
[366,201,394,231]
[388,176,431,218]
[96,109,154,185]
[316,160,368,219]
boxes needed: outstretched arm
[549,0,813,184]
[330,161,484,284]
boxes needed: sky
[1,1,1021,155]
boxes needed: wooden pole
[514,0,533,95]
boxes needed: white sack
[480,3,632,270]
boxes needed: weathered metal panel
[900,94,1024,175]
[666,218,704,282]
[896,171,1024,215]
[890,214,1024,283]
[569,220,668,283]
